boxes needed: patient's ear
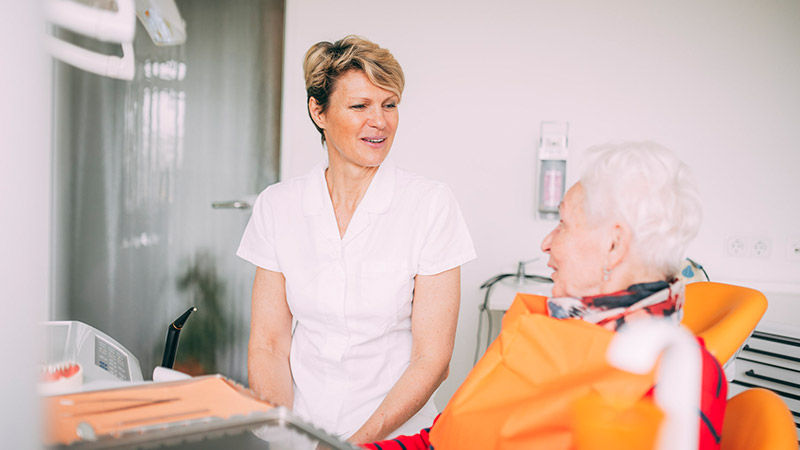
[607,221,632,270]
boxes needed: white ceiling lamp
[44,0,186,81]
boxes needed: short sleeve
[417,185,476,275]
[236,189,281,272]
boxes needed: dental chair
[721,387,798,450]
[607,320,798,450]
[680,281,768,366]
[679,282,798,448]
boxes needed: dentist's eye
[351,104,366,110]
[384,103,397,109]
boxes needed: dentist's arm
[248,267,295,408]
[347,266,460,444]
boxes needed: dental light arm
[44,0,136,80]
[44,0,136,44]
[44,37,134,80]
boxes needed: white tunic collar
[302,159,397,217]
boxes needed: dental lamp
[44,0,186,80]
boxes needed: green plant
[172,251,232,375]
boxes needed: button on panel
[94,336,131,381]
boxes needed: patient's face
[541,183,607,298]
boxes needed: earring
[603,267,611,281]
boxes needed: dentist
[237,35,475,443]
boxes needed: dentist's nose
[367,107,386,129]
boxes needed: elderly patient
[364,142,726,450]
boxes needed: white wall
[0,2,49,446]
[280,0,800,406]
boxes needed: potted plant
[169,251,233,376]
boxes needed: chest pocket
[357,261,415,330]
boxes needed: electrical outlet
[725,236,749,257]
[787,237,800,262]
[752,237,770,258]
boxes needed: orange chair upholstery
[681,282,768,366]
[721,388,798,450]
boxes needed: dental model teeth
[39,362,84,395]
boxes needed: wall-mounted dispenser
[537,121,569,220]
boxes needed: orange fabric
[572,392,664,450]
[429,294,657,450]
[720,388,797,450]
[502,293,548,327]
[44,375,273,445]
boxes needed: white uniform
[237,159,476,439]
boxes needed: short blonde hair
[303,35,405,144]
[580,142,703,279]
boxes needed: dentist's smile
[362,137,387,145]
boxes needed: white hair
[579,142,702,279]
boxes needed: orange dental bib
[429,295,660,450]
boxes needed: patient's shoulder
[502,294,548,328]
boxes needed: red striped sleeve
[361,415,439,450]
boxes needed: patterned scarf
[546,279,685,332]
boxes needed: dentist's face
[310,70,399,169]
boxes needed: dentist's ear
[308,97,326,130]
[607,221,632,270]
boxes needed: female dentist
[237,35,476,444]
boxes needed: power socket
[725,236,750,257]
[725,235,771,258]
[752,237,770,258]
